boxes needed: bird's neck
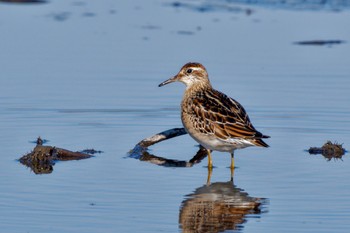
[183,82,212,103]
[185,81,212,93]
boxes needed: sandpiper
[159,62,269,169]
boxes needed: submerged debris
[0,0,47,3]
[19,137,101,174]
[169,1,252,14]
[129,127,208,167]
[80,149,103,154]
[294,40,345,46]
[308,141,346,160]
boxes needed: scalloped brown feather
[183,87,269,148]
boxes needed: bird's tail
[254,134,270,147]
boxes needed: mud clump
[308,141,346,160]
[19,137,101,174]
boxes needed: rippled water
[1,0,350,232]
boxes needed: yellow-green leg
[206,166,213,185]
[207,149,213,168]
[230,152,235,169]
[230,166,234,182]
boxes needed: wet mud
[19,137,99,174]
[308,141,346,160]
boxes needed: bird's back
[182,87,269,148]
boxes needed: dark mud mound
[19,137,101,174]
[308,141,346,160]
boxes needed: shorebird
[159,62,269,169]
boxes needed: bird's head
[159,62,211,89]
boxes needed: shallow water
[1,0,350,232]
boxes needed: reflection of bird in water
[179,169,267,233]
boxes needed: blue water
[1,0,350,232]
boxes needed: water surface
[0,0,350,232]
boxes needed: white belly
[182,121,254,152]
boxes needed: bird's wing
[190,89,267,142]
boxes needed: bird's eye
[186,68,193,74]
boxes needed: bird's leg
[207,149,213,168]
[230,164,235,182]
[230,151,235,170]
[206,166,213,185]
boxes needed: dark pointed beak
[158,76,177,87]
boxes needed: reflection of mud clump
[179,181,266,232]
[19,138,98,174]
[308,141,346,160]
